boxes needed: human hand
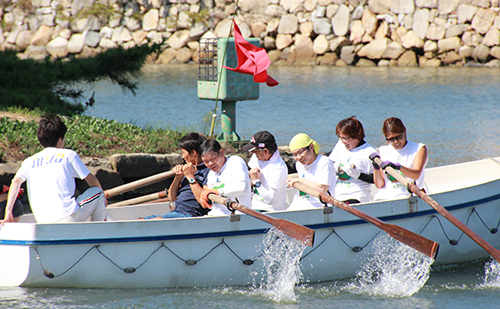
[369,152,381,170]
[200,188,219,208]
[183,163,197,179]
[342,164,360,179]
[249,167,261,181]
[173,165,184,176]
[381,161,401,170]
[287,178,299,188]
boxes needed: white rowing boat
[1,157,500,288]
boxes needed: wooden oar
[107,190,167,208]
[208,194,315,247]
[292,182,439,259]
[374,157,500,262]
[104,170,175,198]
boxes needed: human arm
[84,173,107,206]
[182,163,205,206]
[399,146,428,180]
[167,165,184,202]
[287,177,330,193]
[1,177,24,224]
[369,153,385,189]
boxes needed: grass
[0,107,190,162]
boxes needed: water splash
[478,259,500,288]
[345,235,434,297]
[251,228,307,303]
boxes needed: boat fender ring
[124,267,136,273]
[243,259,254,265]
[449,239,459,246]
[352,246,363,253]
[43,270,55,279]
[491,228,498,234]
[185,259,197,266]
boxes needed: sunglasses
[386,134,404,143]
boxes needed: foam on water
[478,259,500,289]
[250,228,307,303]
[344,235,434,298]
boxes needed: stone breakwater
[1,0,500,67]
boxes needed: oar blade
[384,223,439,259]
[275,219,315,247]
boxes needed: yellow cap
[289,133,320,154]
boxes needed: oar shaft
[107,190,167,208]
[374,157,500,262]
[104,170,175,198]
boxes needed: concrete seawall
[1,0,499,67]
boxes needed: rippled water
[85,65,500,167]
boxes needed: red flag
[223,20,279,87]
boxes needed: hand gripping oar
[292,182,439,259]
[208,194,315,247]
[373,157,500,262]
[104,171,175,198]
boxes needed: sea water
[2,66,500,308]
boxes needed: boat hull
[1,158,500,288]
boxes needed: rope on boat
[31,209,500,279]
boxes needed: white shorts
[57,187,106,222]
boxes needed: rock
[132,30,148,45]
[314,18,332,35]
[350,20,366,44]
[15,30,32,51]
[294,34,315,64]
[67,33,85,54]
[326,3,340,18]
[401,30,424,48]
[382,41,404,59]
[416,0,437,8]
[110,153,184,180]
[300,21,314,36]
[214,18,232,37]
[157,48,177,64]
[313,34,330,54]
[312,5,327,18]
[175,47,193,63]
[462,31,483,46]
[276,34,293,49]
[458,4,478,24]
[459,45,474,58]
[329,36,347,52]
[126,17,141,32]
[177,11,193,29]
[423,40,438,52]
[419,57,441,67]
[391,0,415,14]
[305,0,319,11]
[356,58,377,66]
[375,21,389,38]
[472,0,491,8]
[357,37,389,59]
[268,49,282,62]
[490,46,500,59]
[485,59,500,67]
[483,27,500,46]
[441,51,462,64]
[143,9,159,31]
[438,36,461,53]
[46,37,68,58]
[413,9,429,39]
[472,43,490,62]
[99,38,118,49]
[87,166,124,191]
[352,6,364,19]
[112,27,133,43]
[30,24,53,46]
[24,45,48,60]
[0,163,21,186]
[332,4,350,36]
[167,30,190,49]
[368,0,392,13]
[472,8,496,34]
[239,0,268,13]
[251,21,267,38]
[278,14,299,34]
[378,59,391,66]
[426,23,445,40]
[85,31,101,47]
[438,0,459,14]
[335,58,348,66]
[264,36,276,49]
[266,4,286,16]
[316,52,338,64]
[397,50,418,66]
[445,24,468,38]
[340,45,356,64]
[362,9,378,35]
[267,18,280,33]
[281,0,303,12]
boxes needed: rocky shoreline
[1,0,500,67]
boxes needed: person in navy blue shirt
[140,133,209,219]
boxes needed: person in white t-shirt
[286,133,336,210]
[1,114,107,224]
[328,116,376,204]
[370,117,428,201]
[241,131,288,212]
[199,139,251,216]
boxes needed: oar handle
[375,157,500,262]
[104,170,175,198]
[107,190,167,208]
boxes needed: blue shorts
[142,211,192,220]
